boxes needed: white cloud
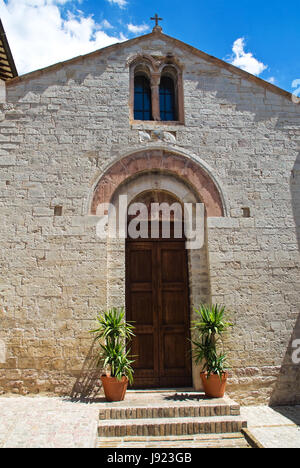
[228,37,267,76]
[101,19,113,29]
[127,23,150,34]
[106,0,127,9]
[267,77,276,84]
[0,0,127,74]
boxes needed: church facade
[0,23,299,405]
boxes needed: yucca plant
[90,307,135,385]
[193,337,228,379]
[191,304,233,381]
[192,304,232,339]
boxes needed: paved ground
[0,395,299,448]
[0,396,99,448]
[240,405,300,448]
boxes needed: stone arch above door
[90,149,225,217]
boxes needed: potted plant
[90,307,135,401]
[191,304,233,398]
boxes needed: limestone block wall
[0,34,299,403]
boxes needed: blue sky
[0,0,299,93]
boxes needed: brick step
[99,402,240,420]
[98,415,247,437]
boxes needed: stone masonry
[0,29,299,404]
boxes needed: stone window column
[150,73,161,121]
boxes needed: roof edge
[161,32,296,103]
[6,32,154,85]
[6,30,298,104]
[0,19,18,79]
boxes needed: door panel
[129,248,152,283]
[130,291,153,325]
[126,239,191,388]
[161,248,185,283]
[162,332,187,369]
[126,242,159,384]
[131,332,155,370]
[161,291,186,325]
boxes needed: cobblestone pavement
[0,396,99,448]
[240,405,300,448]
[0,395,299,448]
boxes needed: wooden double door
[126,238,192,388]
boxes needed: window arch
[128,55,184,124]
[134,74,152,121]
[159,76,176,121]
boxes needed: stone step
[98,415,247,437]
[99,402,240,420]
[98,432,251,448]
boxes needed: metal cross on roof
[150,13,163,31]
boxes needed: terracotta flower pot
[200,371,228,398]
[101,375,128,402]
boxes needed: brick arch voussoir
[91,151,224,217]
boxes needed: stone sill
[130,121,185,132]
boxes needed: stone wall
[0,33,299,404]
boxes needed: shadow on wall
[270,151,300,405]
[291,151,300,248]
[193,73,287,123]
[70,339,104,401]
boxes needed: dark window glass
[134,75,152,121]
[159,76,176,121]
